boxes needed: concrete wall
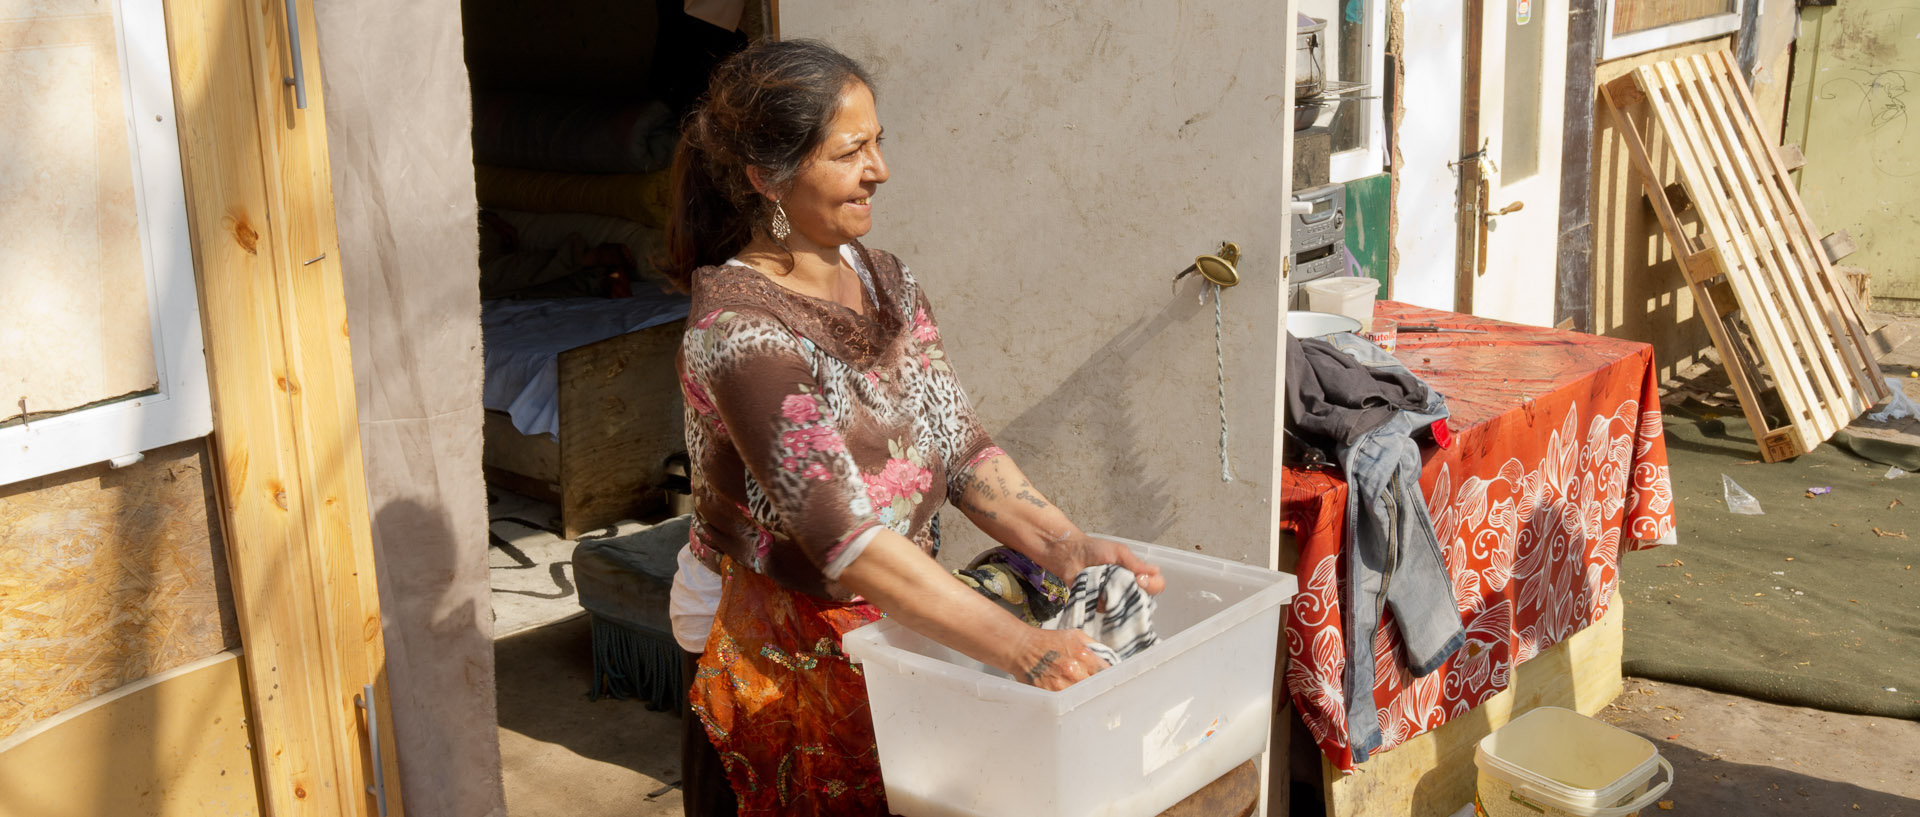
[781,1,1296,569]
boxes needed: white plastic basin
[843,537,1297,817]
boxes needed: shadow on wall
[1593,91,1716,386]
[982,290,1208,548]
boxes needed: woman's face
[778,81,889,250]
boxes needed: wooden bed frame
[483,319,686,538]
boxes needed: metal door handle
[1492,201,1524,216]
[1172,242,1242,288]
[357,685,388,817]
[281,0,307,109]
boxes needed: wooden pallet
[1601,50,1890,462]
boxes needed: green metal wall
[1785,3,1920,315]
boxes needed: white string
[1213,283,1234,482]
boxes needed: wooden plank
[1702,52,1883,413]
[1822,230,1857,264]
[1600,80,1772,447]
[164,0,399,813]
[0,652,259,817]
[557,321,686,538]
[1776,143,1806,173]
[1323,592,1625,817]
[1159,759,1259,817]
[1637,62,1832,450]
[1835,265,1872,313]
[0,439,237,741]
[1673,56,1855,438]
[1711,50,1891,405]
[1599,77,1698,258]
[1687,55,1866,433]
[482,410,560,484]
[1654,60,1838,446]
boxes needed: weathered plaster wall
[781,1,1295,569]
[1786,3,1920,315]
[0,439,237,742]
[315,1,506,814]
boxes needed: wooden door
[161,0,404,815]
[1472,0,1571,325]
[1394,0,1568,325]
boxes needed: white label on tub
[1141,698,1225,775]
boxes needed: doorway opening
[458,2,761,813]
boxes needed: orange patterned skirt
[689,557,890,816]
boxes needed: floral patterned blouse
[678,243,1001,600]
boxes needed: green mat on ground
[1621,402,1920,720]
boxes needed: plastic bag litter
[1867,377,1919,423]
[1890,466,1912,480]
[1723,474,1764,515]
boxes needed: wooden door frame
[163,0,403,814]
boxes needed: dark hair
[660,40,876,290]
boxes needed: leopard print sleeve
[681,307,883,580]
[898,276,1004,500]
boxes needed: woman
[663,40,1165,816]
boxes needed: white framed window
[1601,0,1744,62]
[0,0,210,485]
[1301,0,1388,183]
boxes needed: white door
[1474,0,1569,325]
[1394,0,1567,325]
[779,2,1297,572]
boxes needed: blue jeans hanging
[1325,333,1465,763]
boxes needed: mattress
[482,293,690,438]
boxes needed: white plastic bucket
[1474,707,1673,817]
[1302,276,1380,326]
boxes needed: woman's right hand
[1011,627,1110,691]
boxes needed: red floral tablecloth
[1282,302,1675,771]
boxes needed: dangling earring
[769,201,791,242]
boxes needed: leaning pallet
[1601,49,1891,462]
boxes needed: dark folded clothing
[1285,333,1430,449]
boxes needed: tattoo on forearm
[1023,650,1062,683]
[1015,488,1049,509]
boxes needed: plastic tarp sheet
[315,1,506,814]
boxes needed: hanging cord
[1212,283,1234,482]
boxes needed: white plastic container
[842,537,1296,817]
[1302,276,1380,327]
[1474,707,1674,817]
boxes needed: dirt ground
[1600,678,1920,817]
[494,621,1920,817]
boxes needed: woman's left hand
[1042,532,1166,596]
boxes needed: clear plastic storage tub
[842,537,1297,817]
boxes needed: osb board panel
[0,651,259,817]
[1612,0,1734,37]
[0,5,158,422]
[1325,591,1625,817]
[1591,37,1732,382]
[0,438,238,741]
[557,320,684,537]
